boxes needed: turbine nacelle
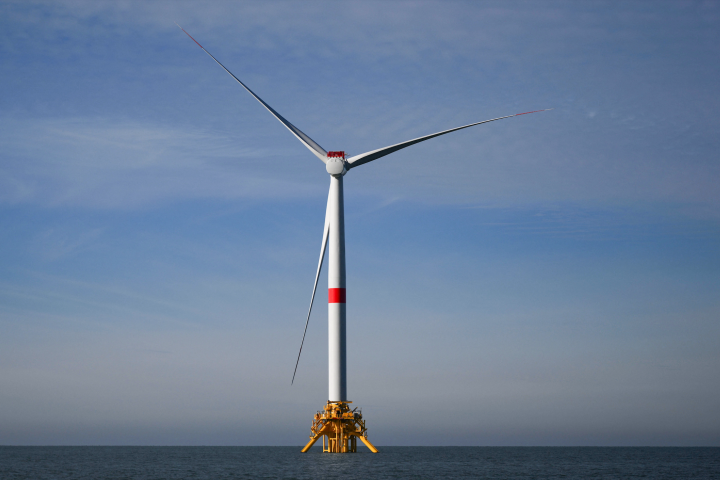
[326,151,347,176]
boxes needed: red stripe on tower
[328,288,346,303]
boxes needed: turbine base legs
[301,401,378,453]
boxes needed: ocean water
[1,446,718,479]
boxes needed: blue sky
[1,1,719,446]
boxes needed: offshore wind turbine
[178,25,550,453]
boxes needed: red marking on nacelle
[327,151,345,158]
[328,288,346,303]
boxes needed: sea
[1,446,718,479]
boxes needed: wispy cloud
[2,2,720,215]
[0,117,321,208]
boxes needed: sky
[1,0,719,446]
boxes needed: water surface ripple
[1,446,718,479]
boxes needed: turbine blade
[176,23,328,163]
[346,109,552,169]
[291,183,332,384]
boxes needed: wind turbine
[178,25,550,453]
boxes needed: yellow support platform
[301,401,378,453]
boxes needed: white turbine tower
[178,25,550,453]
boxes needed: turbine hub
[326,151,346,176]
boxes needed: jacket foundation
[301,401,378,453]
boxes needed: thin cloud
[0,117,321,208]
